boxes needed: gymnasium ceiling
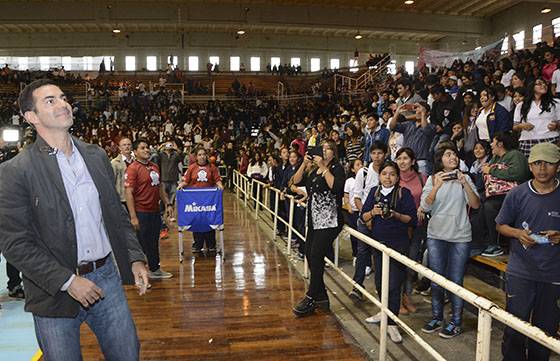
[0,1,556,44]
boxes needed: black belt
[76,254,110,276]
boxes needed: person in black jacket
[223,141,237,190]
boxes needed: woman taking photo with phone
[420,143,480,338]
[361,161,417,343]
[291,140,345,317]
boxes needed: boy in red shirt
[125,139,173,279]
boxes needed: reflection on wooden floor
[78,192,366,360]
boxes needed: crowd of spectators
[1,42,560,359]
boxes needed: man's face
[25,85,73,133]
[367,116,377,129]
[134,142,150,162]
[119,138,132,156]
[317,122,325,133]
[530,161,559,184]
[396,84,407,98]
[371,149,386,167]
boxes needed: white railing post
[379,252,390,361]
[334,235,339,268]
[244,178,248,207]
[476,309,493,361]
[255,182,260,219]
[273,191,279,239]
[287,197,294,255]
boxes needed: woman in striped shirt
[345,124,363,165]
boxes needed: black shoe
[293,296,317,317]
[8,285,25,299]
[349,288,363,303]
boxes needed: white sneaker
[149,269,173,279]
[365,312,381,324]
[365,266,373,276]
[388,325,403,343]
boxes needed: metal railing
[232,170,560,361]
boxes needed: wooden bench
[471,254,508,273]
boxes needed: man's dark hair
[396,78,412,91]
[370,140,388,154]
[18,79,58,115]
[430,84,445,95]
[132,138,149,151]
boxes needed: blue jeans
[427,238,470,326]
[33,260,140,361]
[352,221,373,287]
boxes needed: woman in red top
[179,147,224,253]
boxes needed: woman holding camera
[420,144,480,338]
[291,140,345,317]
[361,161,417,343]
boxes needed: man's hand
[542,230,560,244]
[130,216,140,231]
[131,261,149,295]
[177,181,187,190]
[67,276,104,308]
[165,205,173,219]
[517,228,536,247]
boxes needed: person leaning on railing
[291,139,345,317]
[359,161,418,344]
[496,143,560,361]
[420,142,480,339]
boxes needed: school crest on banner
[177,188,224,232]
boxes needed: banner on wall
[418,39,504,68]
[177,188,223,232]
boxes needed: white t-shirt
[513,100,560,141]
[344,177,358,212]
[501,69,515,87]
[553,69,560,91]
[475,108,491,141]
[352,164,379,207]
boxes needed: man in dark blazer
[0,79,149,361]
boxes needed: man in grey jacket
[0,79,149,361]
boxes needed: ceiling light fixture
[237,29,246,35]
[541,7,552,14]
[404,0,415,5]
[112,28,121,34]
[354,32,363,40]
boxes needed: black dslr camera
[379,201,392,219]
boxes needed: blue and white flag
[177,188,223,232]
